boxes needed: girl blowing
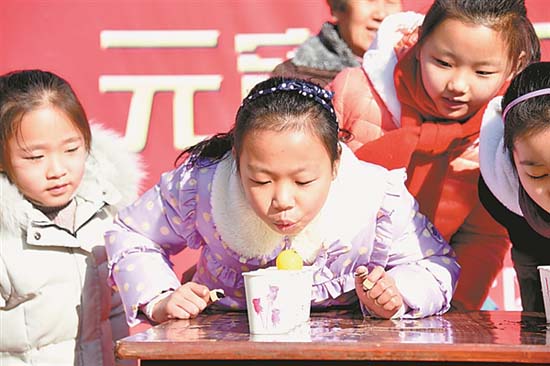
[105,77,459,324]
[328,0,540,310]
[479,62,550,312]
[0,70,143,365]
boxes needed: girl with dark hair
[328,0,541,310]
[479,62,550,312]
[105,77,459,326]
[0,69,144,365]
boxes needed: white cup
[537,265,550,323]
[243,266,314,334]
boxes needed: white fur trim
[363,11,424,126]
[479,97,522,215]
[209,155,325,264]
[82,123,145,208]
[209,144,386,263]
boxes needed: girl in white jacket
[0,70,144,365]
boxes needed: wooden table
[116,310,550,365]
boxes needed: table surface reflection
[117,310,550,364]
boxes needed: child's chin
[42,196,72,208]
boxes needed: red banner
[3,0,549,313]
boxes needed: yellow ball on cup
[276,249,303,270]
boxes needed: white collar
[209,145,386,263]
[479,96,522,215]
[209,155,325,264]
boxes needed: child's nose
[272,185,294,211]
[46,156,67,179]
[372,0,388,20]
[447,71,469,94]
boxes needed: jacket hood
[362,11,424,126]
[0,123,146,235]
[479,97,522,216]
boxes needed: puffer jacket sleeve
[328,67,389,152]
[105,163,204,326]
[376,170,460,318]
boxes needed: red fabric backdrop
[2,0,549,314]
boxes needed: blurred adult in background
[271,0,402,86]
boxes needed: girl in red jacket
[329,0,540,310]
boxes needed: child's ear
[332,159,340,180]
[231,147,239,169]
[415,42,422,61]
[332,145,342,180]
[508,51,527,81]
[329,3,340,24]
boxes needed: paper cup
[243,266,314,334]
[538,265,550,323]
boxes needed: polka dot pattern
[106,152,458,323]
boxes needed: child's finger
[382,296,402,312]
[176,297,205,318]
[372,285,396,305]
[354,266,372,290]
[165,301,191,320]
[366,266,385,283]
[355,265,368,276]
[355,265,382,291]
[187,282,210,300]
[363,267,386,297]
[173,283,209,310]
[368,279,389,299]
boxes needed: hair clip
[243,79,338,125]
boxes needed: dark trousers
[511,247,549,312]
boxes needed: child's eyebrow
[519,159,544,166]
[433,47,503,67]
[19,136,83,151]
[247,164,310,175]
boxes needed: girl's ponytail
[175,131,233,168]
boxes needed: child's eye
[527,173,548,180]
[435,58,451,67]
[476,70,495,76]
[296,179,315,186]
[250,179,270,185]
[66,146,80,153]
[24,155,43,161]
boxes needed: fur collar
[210,144,385,263]
[0,123,145,235]
[292,22,360,71]
[479,97,522,215]
[362,11,424,126]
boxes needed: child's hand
[152,282,210,322]
[354,265,403,319]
